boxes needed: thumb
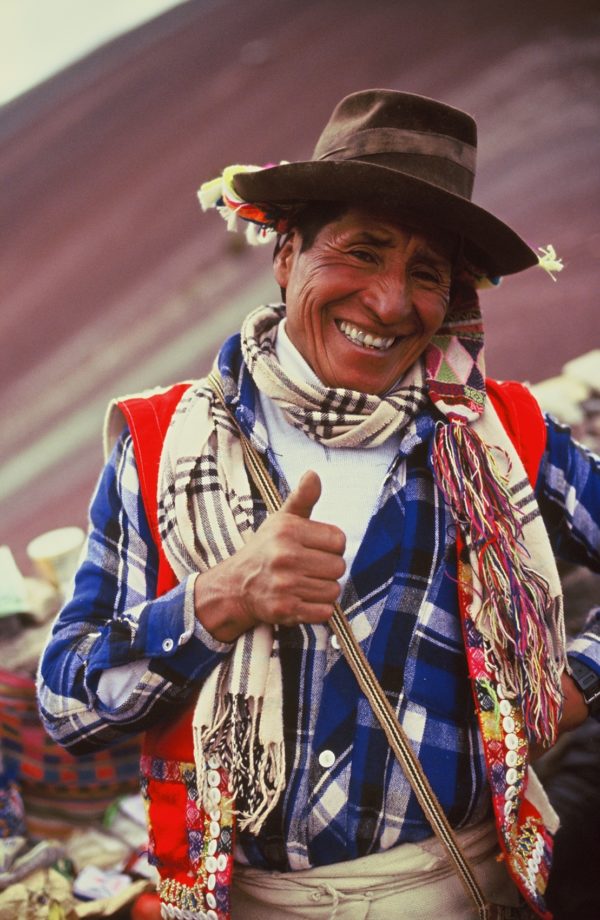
[282,470,322,519]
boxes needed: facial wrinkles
[290,260,332,365]
[312,236,444,335]
[334,230,449,331]
[340,224,448,275]
[282,210,453,393]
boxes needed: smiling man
[277,209,453,394]
[38,91,600,920]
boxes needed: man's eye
[350,248,376,263]
[412,268,442,284]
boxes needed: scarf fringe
[194,689,286,836]
[432,419,563,744]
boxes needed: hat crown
[313,90,478,200]
[230,88,537,275]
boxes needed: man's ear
[272,231,298,289]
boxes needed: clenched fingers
[267,514,346,556]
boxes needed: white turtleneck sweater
[258,320,402,589]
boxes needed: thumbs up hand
[281,469,322,518]
[194,471,347,641]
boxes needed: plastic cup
[26,526,85,593]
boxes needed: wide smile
[336,320,397,352]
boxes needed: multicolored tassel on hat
[198,163,291,245]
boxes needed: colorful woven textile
[0,669,141,839]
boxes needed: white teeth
[338,321,395,351]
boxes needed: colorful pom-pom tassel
[197,163,289,245]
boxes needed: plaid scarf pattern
[241,304,428,447]
[157,377,285,832]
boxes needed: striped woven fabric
[0,669,141,839]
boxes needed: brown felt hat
[233,89,538,278]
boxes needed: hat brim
[234,160,537,277]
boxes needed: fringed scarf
[157,281,565,835]
[425,277,565,742]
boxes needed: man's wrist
[567,655,600,717]
[193,568,255,643]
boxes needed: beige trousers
[231,820,521,920]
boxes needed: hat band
[317,126,476,172]
[315,127,476,199]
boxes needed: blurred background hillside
[1,0,599,567]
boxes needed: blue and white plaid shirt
[38,344,600,871]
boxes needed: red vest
[117,379,550,919]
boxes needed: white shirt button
[505,733,519,751]
[205,856,218,873]
[208,787,221,805]
[318,749,335,769]
[209,821,220,838]
[217,853,228,872]
[499,699,512,716]
[207,839,217,856]
[505,750,518,767]
[207,873,216,890]
[206,892,217,909]
[502,716,515,733]
[162,637,174,653]
[330,634,340,650]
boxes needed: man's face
[273,208,453,395]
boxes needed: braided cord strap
[207,371,502,920]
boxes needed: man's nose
[360,272,410,324]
